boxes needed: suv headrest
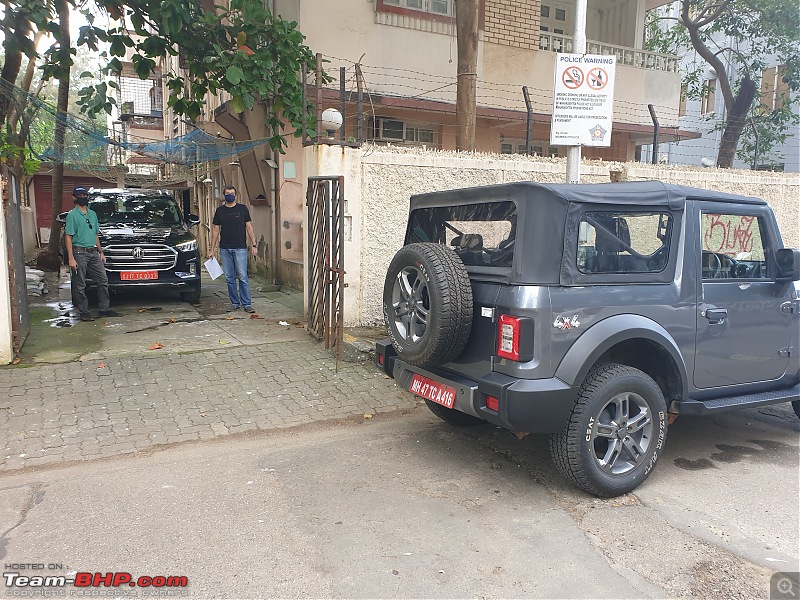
[451,233,484,251]
[593,216,631,254]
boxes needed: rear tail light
[496,314,535,362]
[485,395,499,412]
[497,314,521,361]
[378,353,385,365]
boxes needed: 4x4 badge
[554,315,580,331]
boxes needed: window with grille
[382,0,454,16]
[370,117,437,146]
[701,79,716,114]
[760,65,790,112]
[500,139,559,157]
[540,2,572,35]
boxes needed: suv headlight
[176,240,198,252]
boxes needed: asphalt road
[1,401,798,599]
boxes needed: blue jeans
[219,248,252,307]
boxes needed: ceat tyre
[550,363,668,497]
[383,243,473,367]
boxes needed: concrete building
[639,3,799,172]
[163,0,686,288]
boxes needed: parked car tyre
[424,399,485,426]
[792,400,800,420]
[550,363,668,497]
[180,284,202,304]
[383,242,473,367]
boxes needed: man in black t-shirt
[208,186,258,312]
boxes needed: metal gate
[2,171,30,354]
[306,176,345,360]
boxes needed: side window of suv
[577,211,672,274]
[701,213,769,280]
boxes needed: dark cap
[72,186,88,196]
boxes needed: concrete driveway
[0,406,797,599]
[20,269,307,364]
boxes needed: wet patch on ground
[674,438,799,470]
[674,457,717,470]
[16,306,103,365]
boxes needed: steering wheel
[704,251,722,278]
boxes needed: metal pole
[315,53,323,144]
[648,103,659,165]
[750,118,759,170]
[523,86,533,155]
[355,63,364,143]
[565,0,587,183]
[339,66,346,142]
[301,63,307,144]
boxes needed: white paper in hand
[204,257,224,280]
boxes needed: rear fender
[554,314,688,398]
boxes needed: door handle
[701,308,728,323]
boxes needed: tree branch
[680,0,735,110]
[695,0,734,28]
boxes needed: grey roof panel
[409,180,766,210]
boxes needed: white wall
[305,145,800,327]
[0,177,15,364]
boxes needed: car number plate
[409,374,456,409]
[120,271,158,280]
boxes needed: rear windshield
[407,201,517,267]
[89,193,182,226]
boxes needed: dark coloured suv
[376,181,800,497]
[59,188,202,303]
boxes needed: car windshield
[89,193,182,226]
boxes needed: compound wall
[307,144,800,326]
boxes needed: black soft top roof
[406,181,766,285]
[409,180,766,211]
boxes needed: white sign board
[551,54,616,147]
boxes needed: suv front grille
[103,244,178,271]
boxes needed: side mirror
[187,214,201,227]
[776,248,800,281]
[56,211,69,225]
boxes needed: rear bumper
[376,340,577,434]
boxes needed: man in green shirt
[64,186,121,321]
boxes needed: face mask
[75,196,89,206]
[224,194,235,203]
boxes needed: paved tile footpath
[0,340,416,472]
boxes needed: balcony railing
[539,32,678,73]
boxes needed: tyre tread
[550,363,665,497]
[384,243,473,366]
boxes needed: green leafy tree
[646,0,799,168]
[60,0,320,151]
[1,0,321,255]
[2,0,320,146]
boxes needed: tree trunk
[455,0,478,152]
[48,1,72,255]
[0,14,31,128]
[717,75,756,168]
